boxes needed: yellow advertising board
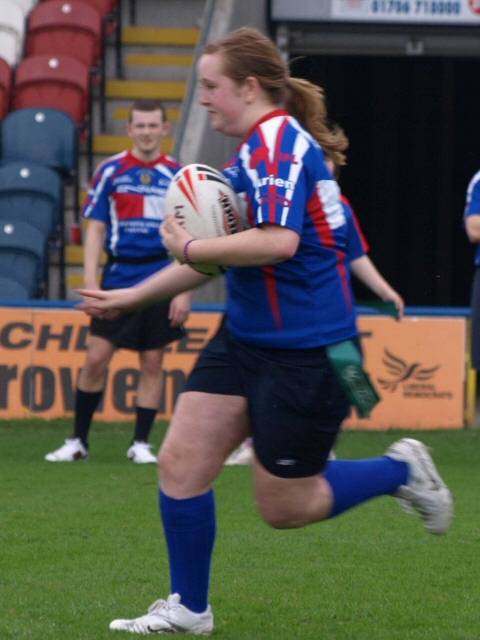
[0,308,467,428]
[0,307,221,420]
[344,315,467,429]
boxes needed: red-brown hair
[204,27,348,165]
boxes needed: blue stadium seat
[0,162,62,238]
[1,108,80,297]
[0,275,30,300]
[0,220,46,296]
[1,107,78,174]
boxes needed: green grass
[1,421,480,639]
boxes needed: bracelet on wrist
[183,239,195,265]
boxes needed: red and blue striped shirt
[83,150,181,288]
[223,110,360,348]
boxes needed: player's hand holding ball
[161,216,193,264]
[163,163,246,275]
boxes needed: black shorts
[90,299,184,351]
[185,324,351,478]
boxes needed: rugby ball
[164,163,245,275]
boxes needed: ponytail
[285,77,348,166]
[203,28,348,165]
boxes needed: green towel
[326,340,380,418]
[357,300,400,319]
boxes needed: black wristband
[183,239,195,264]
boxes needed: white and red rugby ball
[165,163,245,275]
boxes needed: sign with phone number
[331,0,480,23]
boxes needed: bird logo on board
[377,349,439,393]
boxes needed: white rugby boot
[224,440,253,466]
[127,441,157,464]
[385,438,453,534]
[45,438,88,462]
[109,593,213,635]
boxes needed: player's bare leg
[126,348,165,464]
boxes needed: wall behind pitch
[0,308,221,420]
[0,308,468,427]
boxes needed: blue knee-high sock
[324,456,408,517]
[160,490,216,613]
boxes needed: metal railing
[173,0,216,159]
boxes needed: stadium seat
[11,54,92,177]
[1,108,79,297]
[1,107,78,173]
[0,39,18,70]
[26,1,106,128]
[0,0,25,65]
[9,0,38,18]
[0,58,12,120]
[39,0,122,78]
[0,162,62,238]
[0,275,30,300]
[12,54,90,125]
[26,1,103,68]
[40,0,117,15]
[0,220,46,296]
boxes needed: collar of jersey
[241,109,289,145]
[126,150,167,167]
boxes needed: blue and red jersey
[342,194,369,262]
[222,109,360,349]
[464,170,480,266]
[82,150,181,288]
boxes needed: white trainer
[224,440,253,466]
[45,438,88,462]
[109,593,213,635]
[127,441,157,464]
[385,438,453,534]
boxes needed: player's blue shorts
[185,322,351,478]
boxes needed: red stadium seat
[76,0,118,18]
[39,0,123,79]
[0,58,12,120]
[12,54,90,125]
[12,54,93,176]
[40,0,118,18]
[26,1,102,68]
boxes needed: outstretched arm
[350,255,404,318]
[78,262,209,318]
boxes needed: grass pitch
[1,420,480,640]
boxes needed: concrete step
[123,0,205,28]
[66,268,84,293]
[65,244,106,266]
[106,79,186,100]
[93,134,174,156]
[120,52,194,80]
[126,52,194,67]
[122,26,199,46]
